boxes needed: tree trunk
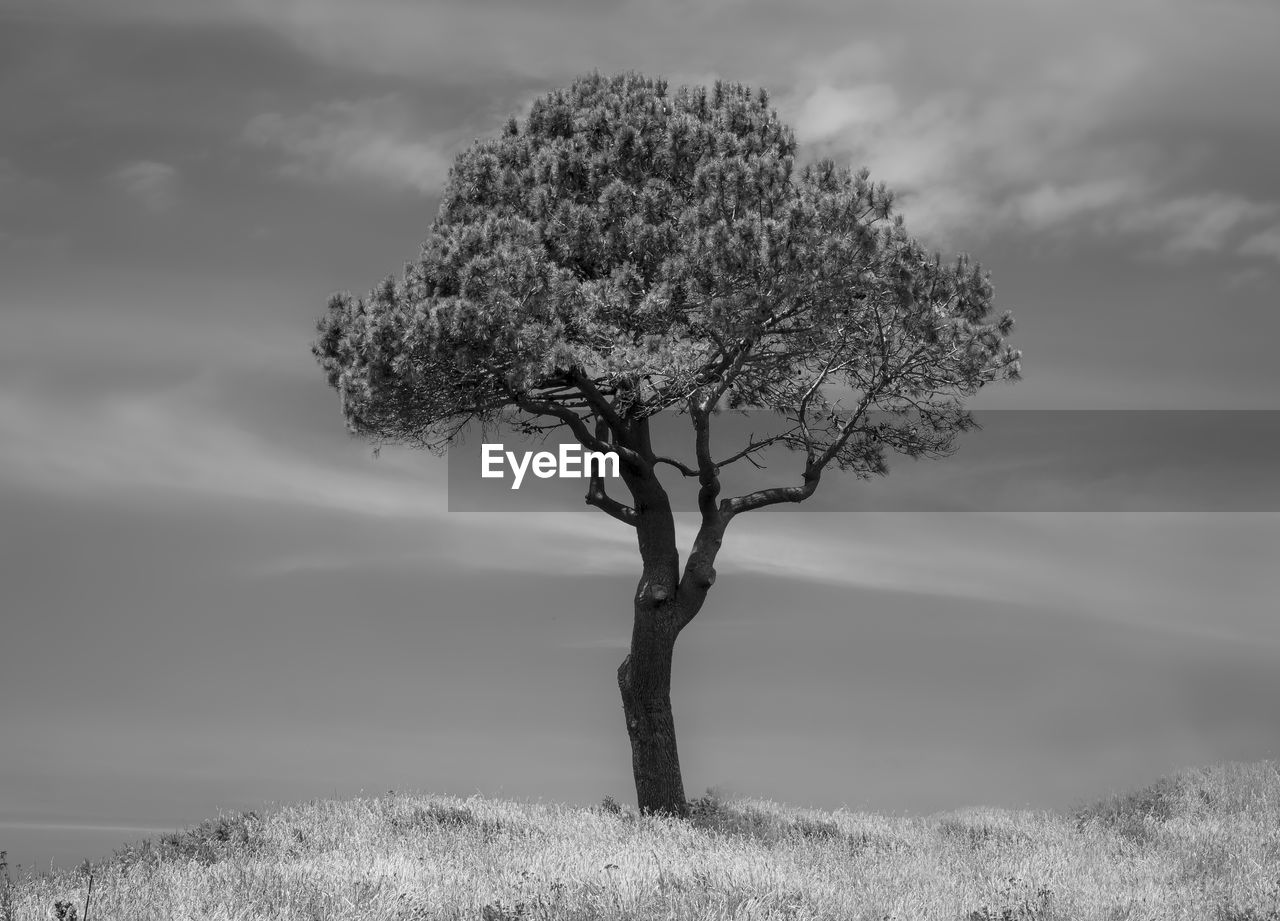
[609,417,715,817]
[618,641,686,815]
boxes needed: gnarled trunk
[617,636,686,815]
[611,417,720,816]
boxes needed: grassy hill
[4,762,1279,921]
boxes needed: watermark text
[481,443,620,489]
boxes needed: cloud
[0,364,643,578]
[785,65,1278,261]
[780,23,1280,262]
[792,83,899,144]
[1239,225,1280,263]
[110,159,179,213]
[711,512,1280,647]
[1005,179,1146,232]
[782,34,1155,242]
[11,0,1280,267]
[3,349,1277,653]
[0,378,448,519]
[244,94,454,194]
[1116,193,1277,256]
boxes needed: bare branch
[585,476,638,525]
[712,428,798,469]
[720,368,886,520]
[514,395,608,449]
[583,414,638,526]
[721,468,821,519]
[654,455,699,477]
[583,475,637,524]
[689,399,722,523]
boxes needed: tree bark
[617,513,691,816]
[617,639,686,816]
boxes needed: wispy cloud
[792,83,899,144]
[18,367,1257,645]
[1239,225,1280,263]
[710,512,1280,647]
[110,159,179,213]
[0,379,447,518]
[1004,179,1146,232]
[0,366,647,579]
[1116,194,1278,257]
[244,94,453,195]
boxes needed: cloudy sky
[3,0,1279,870]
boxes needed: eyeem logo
[481,443,620,489]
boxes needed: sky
[2,0,1279,871]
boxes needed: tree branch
[654,455,699,476]
[568,368,631,441]
[514,394,649,470]
[691,399,721,523]
[720,468,821,518]
[720,371,886,520]
[671,397,727,631]
[579,416,634,524]
[585,476,638,526]
[713,428,798,469]
[583,415,638,525]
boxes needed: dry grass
[7,762,1280,920]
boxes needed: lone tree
[314,72,1020,816]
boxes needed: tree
[313,72,1021,816]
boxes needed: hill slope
[4,762,1279,921]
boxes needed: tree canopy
[314,72,1020,504]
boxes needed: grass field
[3,761,1279,920]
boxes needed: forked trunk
[610,420,717,816]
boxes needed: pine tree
[314,71,1021,816]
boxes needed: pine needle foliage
[313,71,1020,472]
